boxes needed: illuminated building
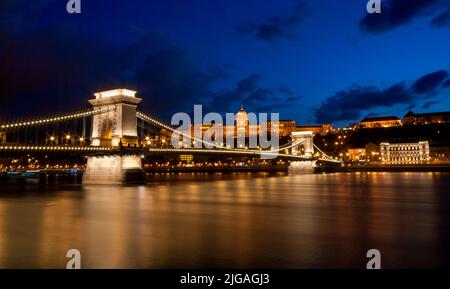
[403,110,450,125]
[191,107,297,138]
[278,120,297,136]
[179,154,193,162]
[380,141,430,165]
[430,147,450,164]
[188,106,335,140]
[347,143,379,162]
[347,148,366,161]
[235,106,248,131]
[295,124,333,135]
[265,120,297,136]
[187,106,333,139]
[358,116,401,128]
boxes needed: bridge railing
[0,144,111,152]
[0,106,116,131]
[0,142,342,163]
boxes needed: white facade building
[380,141,430,165]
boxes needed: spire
[236,105,248,128]
[405,110,415,117]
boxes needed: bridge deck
[0,144,341,163]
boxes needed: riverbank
[328,164,450,173]
[3,164,450,182]
[144,165,288,173]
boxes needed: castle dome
[236,106,248,128]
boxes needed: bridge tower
[291,131,314,157]
[289,131,316,173]
[89,89,142,147]
[83,89,145,184]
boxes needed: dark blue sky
[1,0,450,126]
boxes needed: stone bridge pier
[82,89,145,184]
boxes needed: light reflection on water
[0,172,449,268]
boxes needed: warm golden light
[94,88,137,99]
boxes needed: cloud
[0,26,127,116]
[411,70,448,94]
[431,10,450,27]
[314,70,449,123]
[314,83,412,123]
[360,0,449,34]
[443,78,450,88]
[1,0,302,121]
[206,74,260,112]
[0,29,229,119]
[236,74,262,93]
[208,75,300,113]
[236,3,308,41]
[132,48,229,118]
[421,100,441,109]
[276,83,295,95]
[0,1,236,120]
[246,88,274,102]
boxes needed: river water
[0,172,449,268]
